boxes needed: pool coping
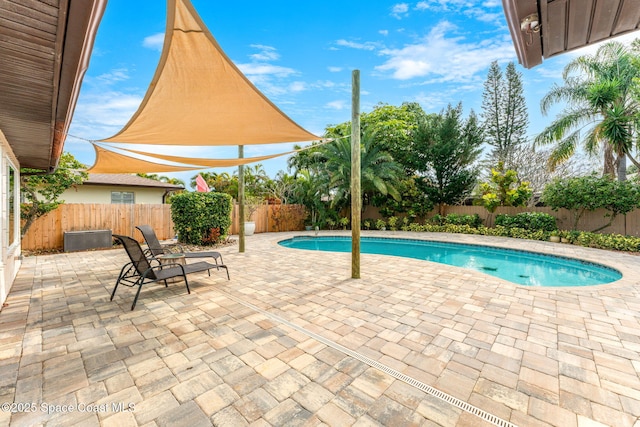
[275,230,639,292]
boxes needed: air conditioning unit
[63,230,112,252]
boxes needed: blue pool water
[278,236,622,287]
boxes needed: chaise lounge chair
[111,234,224,310]
[136,224,229,279]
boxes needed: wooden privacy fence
[440,206,640,237]
[229,203,306,235]
[22,203,307,251]
[22,204,175,251]
[361,205,640,237]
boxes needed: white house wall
[0,129,21,307]
[61,185,169,204]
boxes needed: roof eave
[49,0,107,172]
[502,0,543,69]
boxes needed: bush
[397,218,640,253]
[574,231,640,252]
[542,174,640,231]
[171,192,233,245]
[430,213,482,228]
[446,213,482,227]
[495,212,557,232]
[477,162,532,212]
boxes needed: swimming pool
[278,236,622,287]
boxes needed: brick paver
[1,231,639,426]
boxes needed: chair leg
[183,274,190,294]
[111,264,130,301]
[110,280,120,301]
[131,283,144,311]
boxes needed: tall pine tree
[481,61,529,167]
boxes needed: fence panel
[22,204,174,251]
[229,203,305,235]
[23,203,305,251]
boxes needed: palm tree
[535,41,640,181]
[322,130,403,209]
[291,169,327,226]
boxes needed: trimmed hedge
[430,213,482,228]
[495,212,557,232]
[398,222,640,252]
[171,192,233,245]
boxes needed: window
[7,163,17,246]
[111,191,135,204]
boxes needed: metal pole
[351,70,361,279]
[238,145,245,253]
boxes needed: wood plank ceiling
[503,0,640,69]
[0,0,106,171]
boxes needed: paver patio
[1,231,640,427]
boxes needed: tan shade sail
[99,0,318,146]
[116,146,298,167]
[87,144,204,173]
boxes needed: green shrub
[542,174,640,231]
[574,232,640,252]
[429,213,482,227]
[397,218,640,253]
[387,216,398,231]
[171,192,233,245]
[445,213,482,227]
[495,212,557,232]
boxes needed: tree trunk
[603,145,616,177]
[616,153,626,181]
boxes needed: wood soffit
[503,0,640,69]
[0,0,106,171]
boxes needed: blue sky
[67,0,640,187]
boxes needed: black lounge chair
[111,234,223,310]
[135,224,229,279]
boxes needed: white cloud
[142,33,164,51]
[335,39,379,51]
[326,100,347,110]
[375,21,515,82]
[249,44,280,61]
[415,0,503,24]
[289,81,307,92]
[467,10,503,23]
[234,45,313,99]
[379,30,389,36]
[95,68,130,85]
[237,63,296,78]
[391,3,410,19]
[328,66,343,72]
[69,91,143,140]
[317,80,339,88]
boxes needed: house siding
[61,185,170,204]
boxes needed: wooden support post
[238,145,245,253]
[351,70,361,279]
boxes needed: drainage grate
[218,290,518,427]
